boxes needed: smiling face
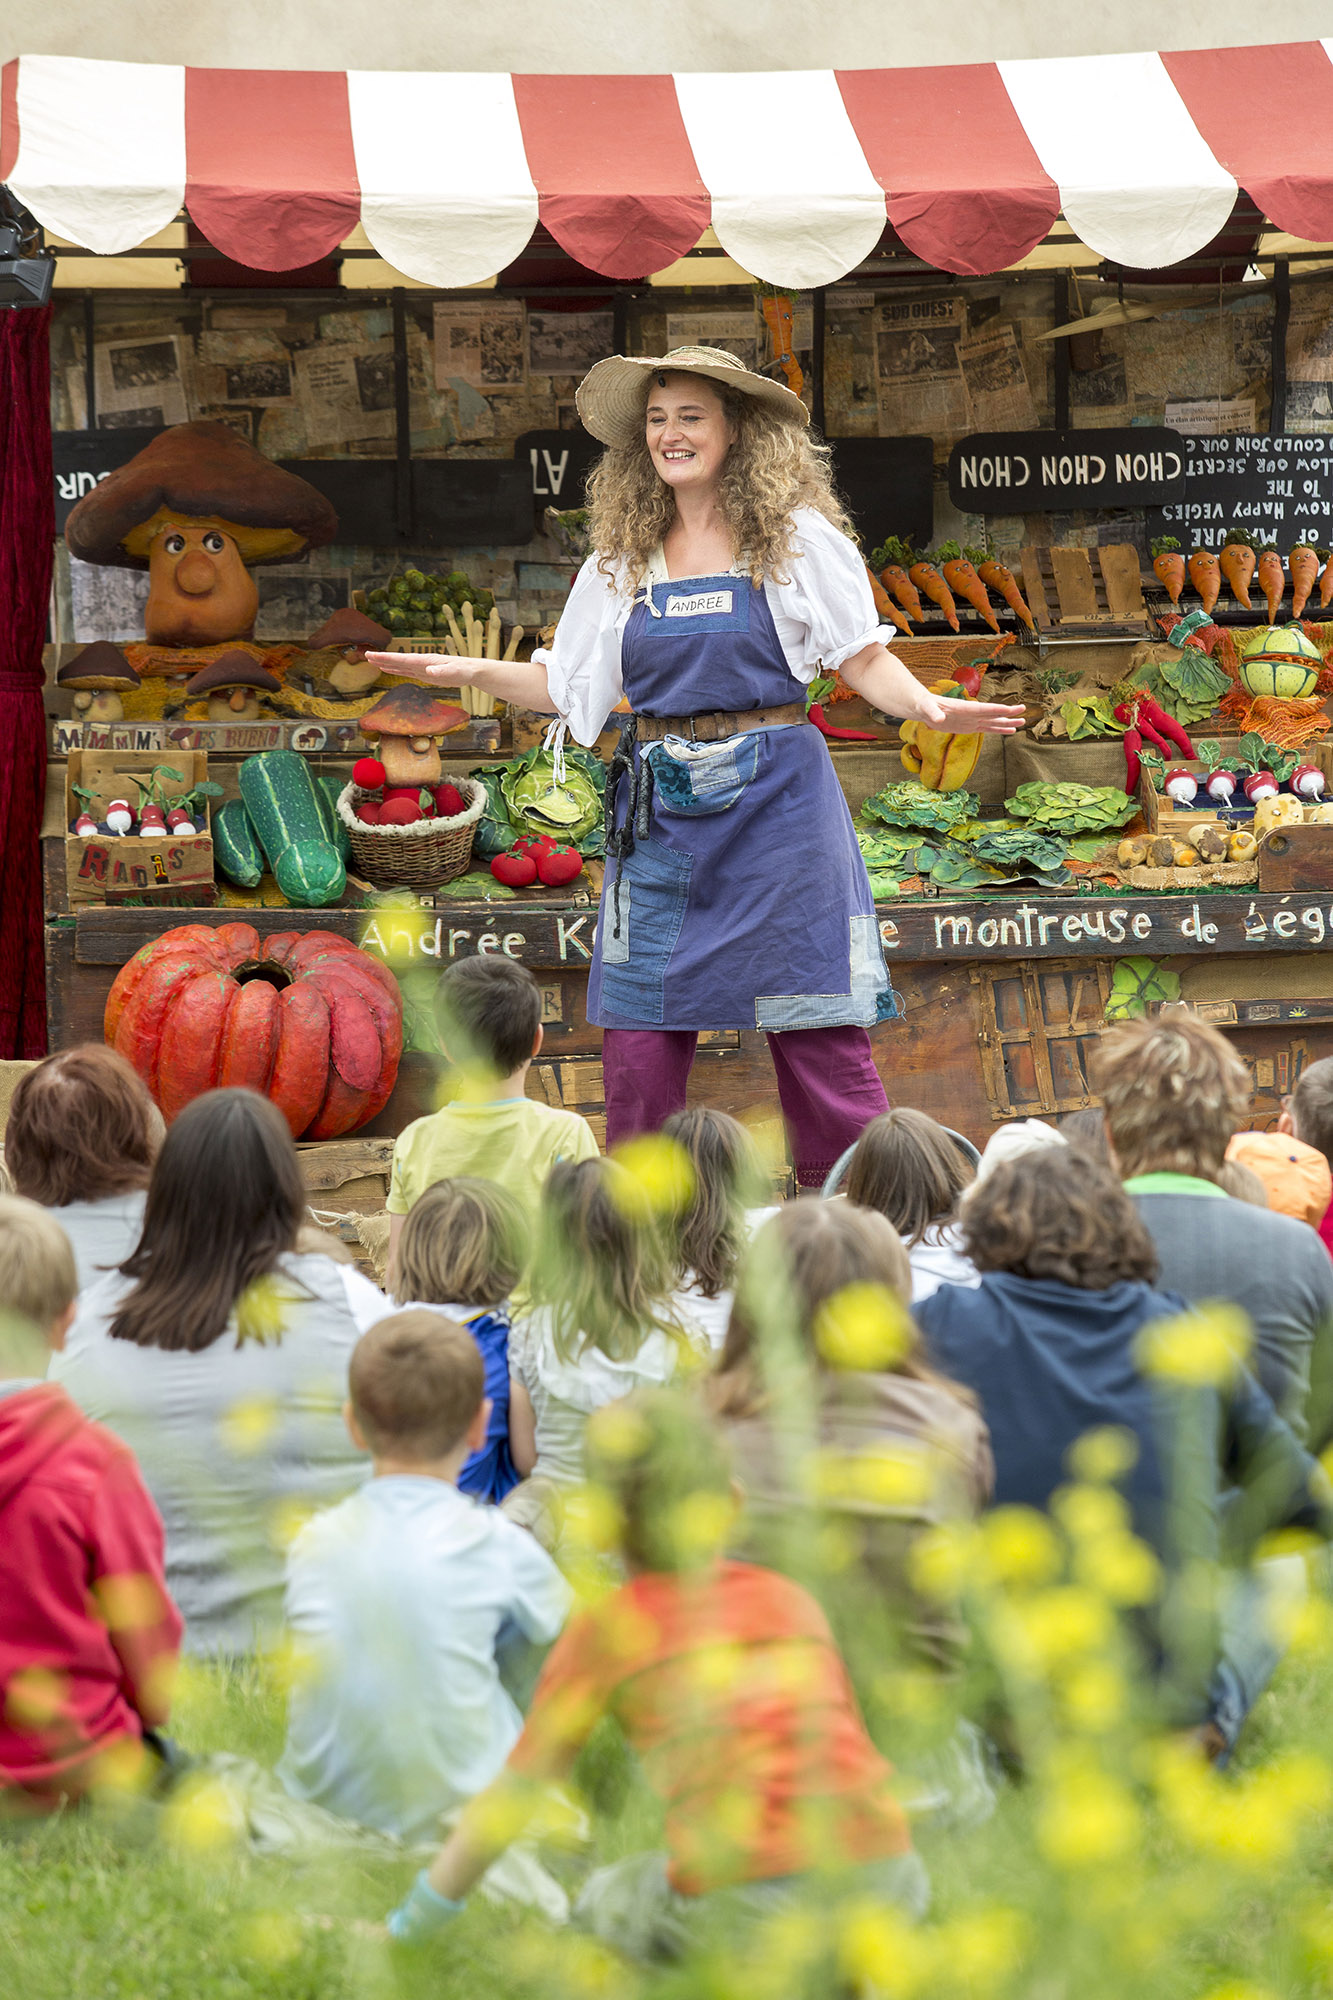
[645,373,737,497]
[144,520,260,647]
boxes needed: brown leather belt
[632,701,806,744]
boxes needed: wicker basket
[337,779,485,891]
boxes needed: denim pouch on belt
[642,733,762,817]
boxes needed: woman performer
[369,347,1022,1185]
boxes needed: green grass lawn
[5,1646,1333,2000]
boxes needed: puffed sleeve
[531,556,629,747]
[765,507,897,678]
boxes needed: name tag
[664,590,734,619]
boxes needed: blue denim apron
[586,572,897,1032]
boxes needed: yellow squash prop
[899,662,987,790]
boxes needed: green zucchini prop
[238,751,346,906]
[213,799,266,890]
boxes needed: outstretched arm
[363,652,558,712]
[839,642,1025,735]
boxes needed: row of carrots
[1151,533,1333,622]
[865,537,1035,638]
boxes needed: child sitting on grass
[662,1107,775,1349]
[388,1386,926,1959]
[279,1310,569,1851]
[392,1177,527,1503]
[386,957,599,1284]
[505,1158,705,1544]
[0,1196,181,1810]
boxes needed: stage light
[0,189,55,309]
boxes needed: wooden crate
[64,749,215,907]
[1018,544,1146,633]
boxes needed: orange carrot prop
[1219,533,1255,609]
[1290,543,1321,621]
[909,559,959,633]
[1257,547,1286,623]
[865,564,912,635]
[1319,548,1333,610]
[1150,536,1186,606]
[977,558,1035,632]
[1188,549,1221,615]
[940,553,1000,634]
[879,564,923,623]
[760,293,804,402]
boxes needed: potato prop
[1117,837,1148,867]
[1192,824,1229,864]
[1228,829,1259,862]
[1147,836,1176,869]
[1254,794,1305,837]
[64,421,337,658]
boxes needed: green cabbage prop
[472,745,607,857]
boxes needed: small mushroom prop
[185,649,283,722]
[357,685,469,797]
[56,642,141,724]
[64,421,337,653]
[305,608,392,696]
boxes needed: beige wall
[3,0,1332,73]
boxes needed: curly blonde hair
[587,378,853,595]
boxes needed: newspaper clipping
[875,299,970,446]
[93,335,190,430]
[666,311,757,368]
[958,323,1037,432]
[433,301,527,393]
[527,312,613,374]
[295,339,396,450]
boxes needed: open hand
[363,650,471,686]
[918,695,1026,736]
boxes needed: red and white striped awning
[4,47,1333,289]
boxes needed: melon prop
[63,420,337,660]
[104,922,403,1139]
[1238,624,1322,701]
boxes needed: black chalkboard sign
[514,430,601,506]
[827,437,934,553]
[1145,433,1333,552]
[948,430,1186,512]
[54,428,162,531]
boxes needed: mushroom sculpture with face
[357,686,470,806]
[305,608,393,697]
[55,642,142,724]
[63,421,337,664]
[185,650,284,722]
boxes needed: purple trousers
[602,1025,890,1190]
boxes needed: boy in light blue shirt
[278,1310,569,1844]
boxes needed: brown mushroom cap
[358,685,469,738]
[184,650,283,696]
[306,607,391,651]
[56,641,141,692]
[65,420,338,570]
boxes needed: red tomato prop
[536,845,584,887]
[352,757,386,790]
[378,798,422,825]
[104,922,403,1139]
[491,851,538,888]
[433,781,466,818]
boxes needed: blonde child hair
[393,1178,526,1310]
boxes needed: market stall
[13,41,1333,1156]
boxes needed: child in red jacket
[0,1196,182,1809]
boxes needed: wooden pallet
[1018,544,1146,632]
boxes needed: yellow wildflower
[1036,1763,1140,1867]
[1136,1304,1251,1385]
[981,1506,1063,1587]
[814,1282,913,1373]
[610,1134,695,1218]
[1067,1425,1140,1483]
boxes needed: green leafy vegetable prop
[967,826,1070,873]
[861,780,980,835]
[1233,733,1300,785]
[1005,781,1137,834]
[1104,957,1182,1022]
[470,747,608,860]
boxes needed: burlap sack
[1003,737,1134,795]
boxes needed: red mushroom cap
[357,685,469,740]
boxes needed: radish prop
[1163,767,1198,804]
[1205,769,1238,804]
[106,798,133,835]
[1243,770,1279,803]
[1291,764,1327,801]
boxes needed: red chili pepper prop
[1114,698,1195,793]
[809,702,878,742]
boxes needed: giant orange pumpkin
[104,923,403,1139]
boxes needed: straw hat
[576,345,810,449]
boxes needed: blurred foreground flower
[815,1282,913,1373]
[163,1770,245,1851]
[1036,1757,1140,1867]
[610,1134,695,1219]
[1136,1304,1252,1385]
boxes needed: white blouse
[534,506,892,746]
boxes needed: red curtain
[0,305,53,1059]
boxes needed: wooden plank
[1019,548,1053,630]
[1098,543,1145,620]
[1257,824,1333,893]
[1049,546,1101,621]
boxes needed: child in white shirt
[279,1310,569,1845]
